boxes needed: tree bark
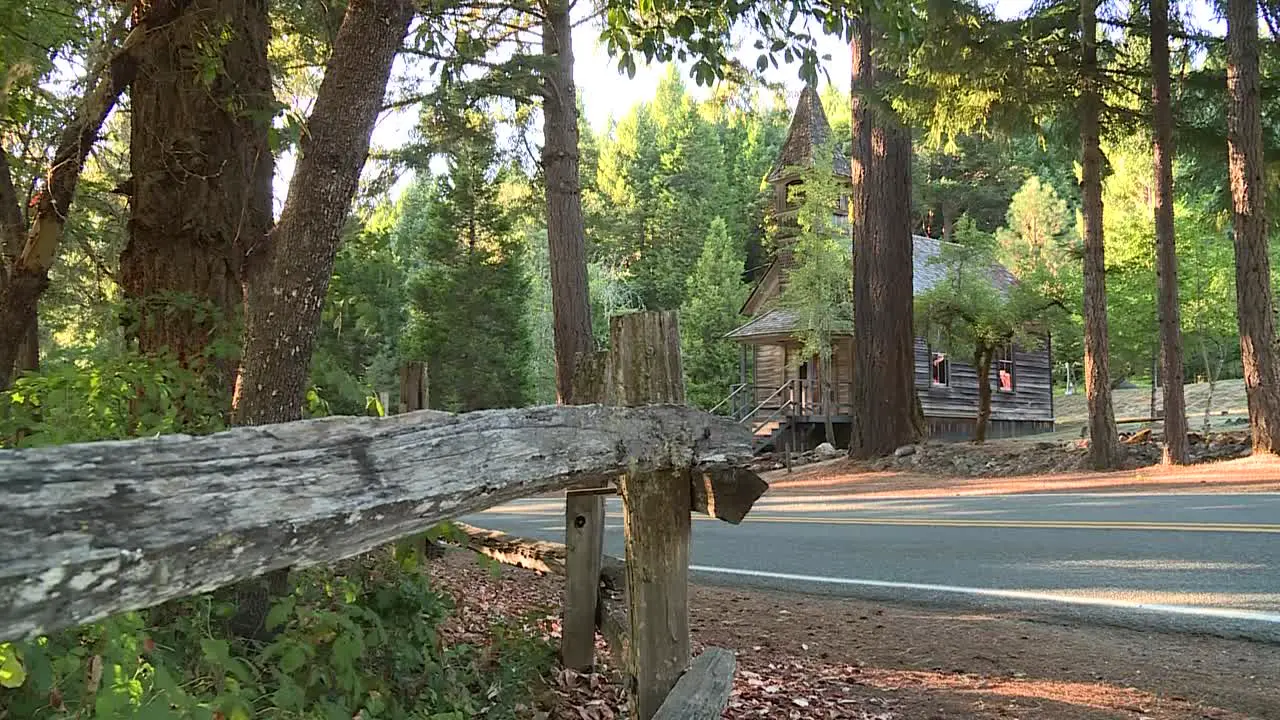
[540,0,594,405]
[1151,0,1189,464]
[1226,0,1280,454]
[233,0,414,426]
[849,21,923,459]
[120,0,273,405]
[1079,0,1122,469]
[0,10,163,390]
[0,153,37,377]
[973,345,993,444]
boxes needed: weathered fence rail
[2,310,763,720]
[0,403,752,643]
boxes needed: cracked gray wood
[651,648,737,720]
[0,404,752,643]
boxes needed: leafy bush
[0,551,555,719]
[0,353,225,449]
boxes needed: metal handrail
[708,383,749,416]
[738,379,794,426]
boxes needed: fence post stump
[562,351,609,671]
[608,311,690,720]
[397,362,431,559]
[399,361,427,414]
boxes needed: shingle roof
[912,235,1018,295]
[769,85,852,181]
[726,236,1018,340]
[724,308,805,340]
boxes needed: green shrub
[1,551,555,719]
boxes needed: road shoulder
[431,550,1280,719]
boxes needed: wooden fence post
[562,351,609,671]
[397,362,430,559]
[399,361,427,414]
[608,311,691,720]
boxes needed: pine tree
[398,117,534,412]
[680,218,749,410]
[1078,0,1122,468]
[593,69,735,310]
[1226,0,1280,454]
[850,19,923,458]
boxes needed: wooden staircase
[751,418,790,453]
[713,381,797,454]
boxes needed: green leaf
[266,596,296,631]
[279,644,307,674]
[200,638,230,667]
[0,644,26,688]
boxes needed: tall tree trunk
[1226,0,1280,454]
[973,345,993,444]
[223,0,412,639]
[119,0,273,407]
[540,0,594,405]
[0,11,162,391]
[849,21,923,459]
[233,0,414,426]
[1079,0,1122,469]
[0,153,37,378]
[1152,0,1189,464]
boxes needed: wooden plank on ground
[651,647,737,720]
[0,404,752,643]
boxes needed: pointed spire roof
[769,85,851,181]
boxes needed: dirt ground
[428,552,1280,720]
[766,453,1280,497]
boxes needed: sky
[304,0,1225,210]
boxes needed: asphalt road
[463,491,1280,642]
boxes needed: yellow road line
[722,515,1280,533]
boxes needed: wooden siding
[834,338,853,410]
[913,338,1054,423]
[744,336,1052,427]
[752,344,786,407]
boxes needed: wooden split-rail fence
[0,311,768,720]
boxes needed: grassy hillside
[1054,379,1249,434]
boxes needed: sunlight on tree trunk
[1151,0,1189,464]
[1079,0,1122,469]
[849,21,923,459]
[1226,0,1280,454]
[541,0,594,405]
[234,0,414,426]
[0,9,143,391]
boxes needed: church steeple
[767,85,852,239]
[768,85,850,183]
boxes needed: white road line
[689,565,1280,624]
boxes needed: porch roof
[724,308,852,342]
